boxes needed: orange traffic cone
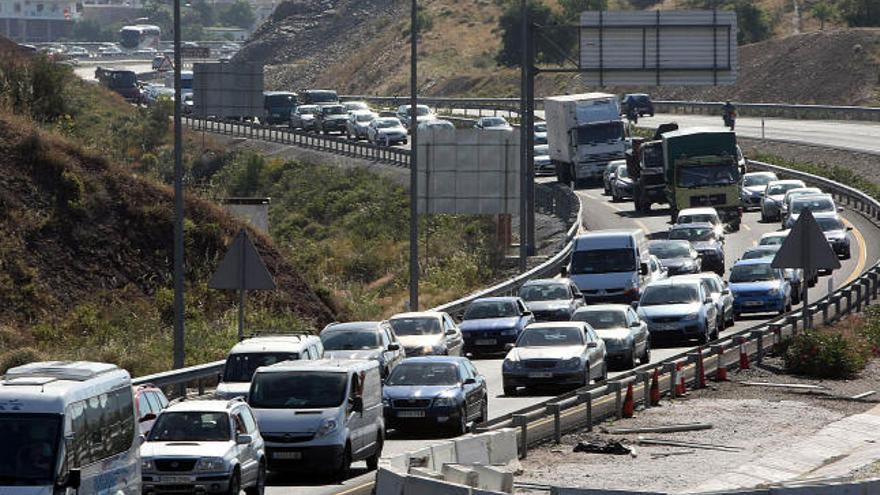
[697,349,707,389]
[739,343,750,370]
[622,383,635,418]
[650,369,661,405]
[715,362,728,381]
[675,362,687,395]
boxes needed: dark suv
[315,104,349,135]
[621,93,655,117]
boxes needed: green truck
[663,128,745,230]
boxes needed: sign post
[771,209,841,329]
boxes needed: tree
[557,0,607,21]
[68,19,114,42]
[728,1,772,44]
[496,0,576,67]
[139,1,173,36]
[811,1,836,30]
[191,0,216,27]
[839,0,880,27]
[218,0,256,29]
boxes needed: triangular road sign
[771,209,842,271]
[209,229,276,290]
[158,56,173,72]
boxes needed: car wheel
[641,341,651,364]
[456,406,469,435]
[726,310,735,327]
[612,188,620,202]
[627,346,637,369]
[698,323,710,344]
[335,443,352,481]
[503,382,517,396]
[244,462,265,495]
[479,396,488,423]
[711,320,720,340]
[760,210,768,222]
[366,432,383,471]
[786,298,792,313]
[227,470,241,495]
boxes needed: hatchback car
[459,297,535,356]
[816,215,852,260]
[290,105,320,131]
[668,222,725,274]
[603,159,626,195]
[784,195,839,229]
[677,273,735,329]
[648,240,702,275]
[388,311,463,357]
[502,322,607,395]
[346,109,377,140]
[367,117,408,146]
[320,321,404,378]
[637,278,718,344]
[610,164,634,202]
[141,399,266,495]
[474,116,513,131]
[134,383,170,437]
[759,230,790,247]
[518,278,585,321]
[779,187,822,220]
[382,357,487,435]
[676,207,724,240]
[396,104,435,127]
[761,180,806,222]
[572,305,649,370]
[741,172,778,209]
[729,259,792,317]
[741,245,811,304]
[315,104,349,134]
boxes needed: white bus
[119,25,161,50]
[0,361,141,495]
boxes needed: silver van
[216,334,324,400]
[566,229,652,303]
[248,359,383,479]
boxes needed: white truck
[546,93,627,187]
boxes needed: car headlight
[768,288,780,296]
[194,457,226,472]
[382,397,391,407]
[433,396,456,407]
[503,359,522,371]
[142,459,155,471]
[500,328,518,336]
[562,357,581,369]
[316,418,338,438]
[682,313,699,321]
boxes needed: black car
[648,240,702,275]
[518,278,585,321]
[668,222,726,275]
[621,93,655,117]
[315,104,349,134]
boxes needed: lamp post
[172,0,185,370]
[408,0,419,311]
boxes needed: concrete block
[375,467,406,495]
[487,429,518,465]
[455,434,491,465]
[441,464,479,487]
[386,454,409,472]
[406,447,433,471]
[551,488,669,494]
[771,479,880,494]
[431,442,458,471]
[403,474,472,495]
[472,465,514,493]
[472,490,508,495]
[409,467,443,480]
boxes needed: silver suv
[141,398,266,495]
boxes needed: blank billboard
[416,129,521,215]
[579,10,737,86]
[193,62,264,118]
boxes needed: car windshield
[481,117,507,127]
[307,91,337,103]
[760,235,787,246]
[570,248,636,274]
[516,327,584,347]
[678,214,716,225]
[266,94,295,108]
[297,106,318,115]
[148,412,230,442]
[519,284,570,302]
[356,113,375,122]
[743,249,777,260]
[575,121,624,145]
[223,352,300,383]
[816,217,845,231]
[744,174,774,187]
[389,317,442,336]
[535,144,549,155]
[616,166,629,179]
[248,371,348,409]
[730,263,777,283]
[791,198,833,214]
[676,161,739,188]
[669,226,714,242]
[535,123,547,132]
[345,102,369,111]
[386,363,459,386]
[574,310,626,330]
[401,106,431,116]
[376,118,401,129]
[641,284,700,305]
[768,183,802,195]
[322,105,346,115]
[464,301,518,319]
[321,330,380,350]
[107,71,137,89]
[649,242,691,259]
[0,414,61,485]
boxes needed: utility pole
[172,0,185,370]
[518,0,528,271]
[409,0,419,311]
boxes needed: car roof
[229,335,319,354]
[745,245,780,253]
[399,356,467,365]
[472,296,520,303]
[675,273,721,281]
[522,278,571,287]
[390,311,444,320]
[323,321,381,333]
[744,171,776,177]
[761,230,790,238]
[646,277,702,288]
[574,304,629,312]
[769,179,806,186]
[650,239,691,247]
[163,399,237,413]
[525,321,587,330]
[790,193,833,204]
[733,258,775,267]
[351,109,375,116]
[671,222,715,229]
[257,358,376,374]
[678,207,718,216]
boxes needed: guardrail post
[833,294,842,321]
[637,371,651,408]
[197,378,205,396]
[710,344,725,376]
[512,414,528,459]
[686,353,699,388]
[787,315,799,335]
[751,331,765,364]
[817,302,829,325]
[844,288,853,315]
[609,381,623,419]
[547,403,562,444]
[768,323,783,343]
[664,362,677,398]
[578,392,593,431]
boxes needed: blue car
[459,297,535,355]
[382,357,488,435]
[729,259,792,317]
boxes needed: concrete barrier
[431,441,458,471]
[487,429,518,465]
[403,474,471,495]
[472,465,514,493]
[375,467,407,495]
[410,467,444,480]
[551,488,668,494]
[455,434,491,465]
[406,446,434,469]
[441,464,479,487]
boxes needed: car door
[627,307,647,356]
[583,325,604,380]
[442,314,464,356]
[570,283,585,311]
[700,283,716,325]
[517,299,534,329]
[231,409,257,484]
[239,407,263,484]
[382,324,403,368]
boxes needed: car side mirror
[630,301,639,310]
[463,378,476,386]
[350,396,364,413]
[560,266,569,277]
[722,288,731,295]
[61,469,81,491]
[630,320,640,327]
[522,311,533,317]
[838,206,844,212]
[445,328,457,336]
[387,343,400,351]
[139,434,147,445]
[847,226,853,231]
[139,412,157,423]
[236,434,253,445]
[504,343,516,352]
[640,262,649,275]
[587,341,598,348]
[705,297,713,304]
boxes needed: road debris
[851,391,876,400]
[601,423,712,434]
[739,381,827,390]
[573,440,632,455]
[650,450,696,459]
[636,436,743,452]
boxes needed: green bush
[0,347,43,374]
[780,319,872,379]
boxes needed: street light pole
[172,0,186,370]
[409,0,419,311]
[518,0,528,271]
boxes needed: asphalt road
[267,181,878,495]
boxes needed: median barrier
[403,474,471,495]
[454,434,491,465]
[471,465,514,493]
[486,429,518,465]
[375,467,407,495]
[440,464,479,487]
[431,442,458,471]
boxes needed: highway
[266,180,879,495]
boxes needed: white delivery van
[0,361,140,495]
[566,229,650,304]
[248,359,383,479]
[216,334,324,400]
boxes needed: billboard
[192,62,263,119]
[579,10,737,86]
[416,129,521,215]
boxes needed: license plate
[397,410,426,418]
[476,339,497,345]
[745,301,764,307]
[528,372,553,378]
[653,323,677,331]
[162,475,192,483]
[273,451,302,460]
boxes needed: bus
[119,24,161,50]
[0,361,141,495]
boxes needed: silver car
[474,116,513,131]
[141,399,266,495]
[367,117,408,146]
[501,322,607,395]
[346,109,376,140]
[677,273,735,330]
[518,278,585,321]
[572,304,649,370]
[760,179,806,222]
[387,311,464,357]
[289,104,319,131]
[637,278,718,344]
[320,321,405,378]
[396,104,435,127]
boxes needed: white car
[534,121,547,144]
[98,45,123,57]
[343,100,371,113]
[761,179,806,222]
[533,144,553,175]
[346,109,377,140]
[141,399,266,495]
[418,119,455,130]
[474,116,513,131]
[784,194,840,229]
[388,311,464,356]
[571,304,650,370]
[780,187,823,220]
[741,171,778,209]
[396,104,435,127]
[676,207,724,240]
[759,230,791,247]
[368,117,408,145]
[66,46,91,58]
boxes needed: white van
[0,361,140,495]
[248,359,383,479]
[216,334,324,400]
[566,229,651,303]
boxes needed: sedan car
[783,195,839,229]
[396,104,435,127]
[501,322,607,395]
[315,104,349,134]
[572,305,649,370]
[780,187,822,220]
[676,207,724,240]
[474,116,513,131]
[741,245,811,304]
[518,278,585,321]
[610,163,634,202]
[816,215,852,260]
[290,104,320,131]
[367,117,408,146]
[620,93,654,117]
[534,121,547,144]
[533,144,554,175]
[741,171,778,209]
[761,179,806,222]
[320,321,404,378]
[388,311,463,357]
[637,278,718,344]
[343,100,371,113]
[668,222,725,274]
[382,357,487,435]
[729,259,792,317]
[677,273,735,329]
[759,230,790,247]
[648,240,702,276]
[141,399,265,495]
[346,109,377,140]
[459,297,534,356]
[418,119,455,130]
[603,159,627,195]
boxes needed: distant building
[0,0,80,41]
[205,26,248,41]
